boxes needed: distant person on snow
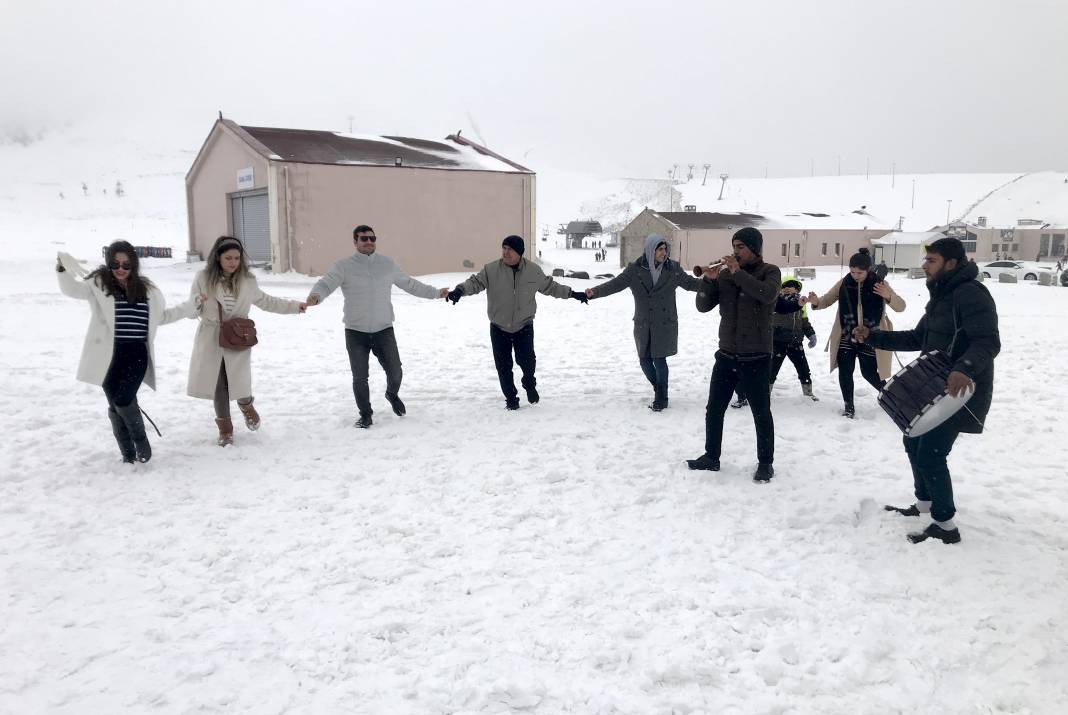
[446,234,587,410]
[685,227,780,482]
[808,247,905,418]
[56,241,203,463]
[186,236,306,446]
[585,234,702,411]
[306,225,449,429]
[853,237,1000,545]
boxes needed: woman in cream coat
[57,241,201,463]
[187,236,305,445]
[808,248,906,418]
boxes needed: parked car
[1061,269,1068,287]
[978,260,1056,281]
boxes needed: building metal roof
[196,119,532,174]
[654,211,767,230]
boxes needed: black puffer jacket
[867,261,1000,433]
[696,259,781,354]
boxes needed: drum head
[906,388,974,437]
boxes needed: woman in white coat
[57,241,201,463]
[187,236,306,446]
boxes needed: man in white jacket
[307,225,448,428]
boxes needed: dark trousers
[638,348,669,389]
[102,341,148,408]
[345,327,403,417]
[705,352,774,464]
[904,422,961,522]
[837,342,883,405]
[770,340,811,385]
[490,322,536,400]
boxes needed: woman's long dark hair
[204,235,252,293]
[86,240,154,303]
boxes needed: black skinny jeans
[490,322,536,400]
[102,340,148,409]
[345,327,403,417]
[904,421,961,522]
[770,340,811,385]
[837,342,883,405]
[705,352,774,464]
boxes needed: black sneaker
[908,524,961,544]
[505,398,520,411]
[355,414,373,429]
[753,463,774,483]
[524,385,539,404]
[841,404,856,419]
[686,454,720,471]
[385,393,406,417]
[885,503,922,517]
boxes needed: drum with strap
[878,350,973,437]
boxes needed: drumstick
[693,261,724,277]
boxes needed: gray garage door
[231,192,270,264]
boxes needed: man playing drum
[853,237,1000,545]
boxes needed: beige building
[937,218,1067,262]
[619,209,893,270]
[185,117,535,275]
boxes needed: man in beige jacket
[446,235,587,409]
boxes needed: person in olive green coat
[853,237,1000,546]
[447,235,587,409]
[586,234,702,411]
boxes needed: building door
[231,191,270,265]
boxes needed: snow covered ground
[3,234,1068,712]
[3,127,1068,712]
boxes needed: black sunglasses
[356,235,377,243]
[109,261,133,270]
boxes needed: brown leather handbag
[217,301,257,350]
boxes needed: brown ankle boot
[238,401,260,431]
[216,417,234,446]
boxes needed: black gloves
[808,335,817,348]
[570,290,589,304]
[446,287,464,304]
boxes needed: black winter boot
[385,392,406,417]
[649,385,668,412]
[841,403,856,419]
[108,406,136,463]
[505,397,520,411]
[686,454,720,471]
[753,463,775,483]
[355,413,373,429]
[908,524,961,544]
[115,402,151,463]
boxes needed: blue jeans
[638,348,668,389]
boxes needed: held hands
[438,287,449,298]
[306,294,321,307]
[872,281,892,301]
[807,291,819,307]
[297,302,307,313]
[585,288,594,299]
[570,290,589,304]
[851,326,871,343]
[446,286,464,304]
[945,370,975,398]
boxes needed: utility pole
[717,173,729,200]
[891,162,896,188]
[837,155,841,176]
[911,178,916,209]
[764,164,768,179]
[701,164,711,185]
[347,115,354,133]
[810,158,814,177]
[687,164,695,182]
[946,199,953,225]
[865,157,870,181]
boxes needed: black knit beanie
[733,227,763,256]
[502,235,525,256]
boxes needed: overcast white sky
[2,0,1065,178]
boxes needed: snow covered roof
[871,231,945,246]
[653,209,891,232]
[231,123,531,173]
